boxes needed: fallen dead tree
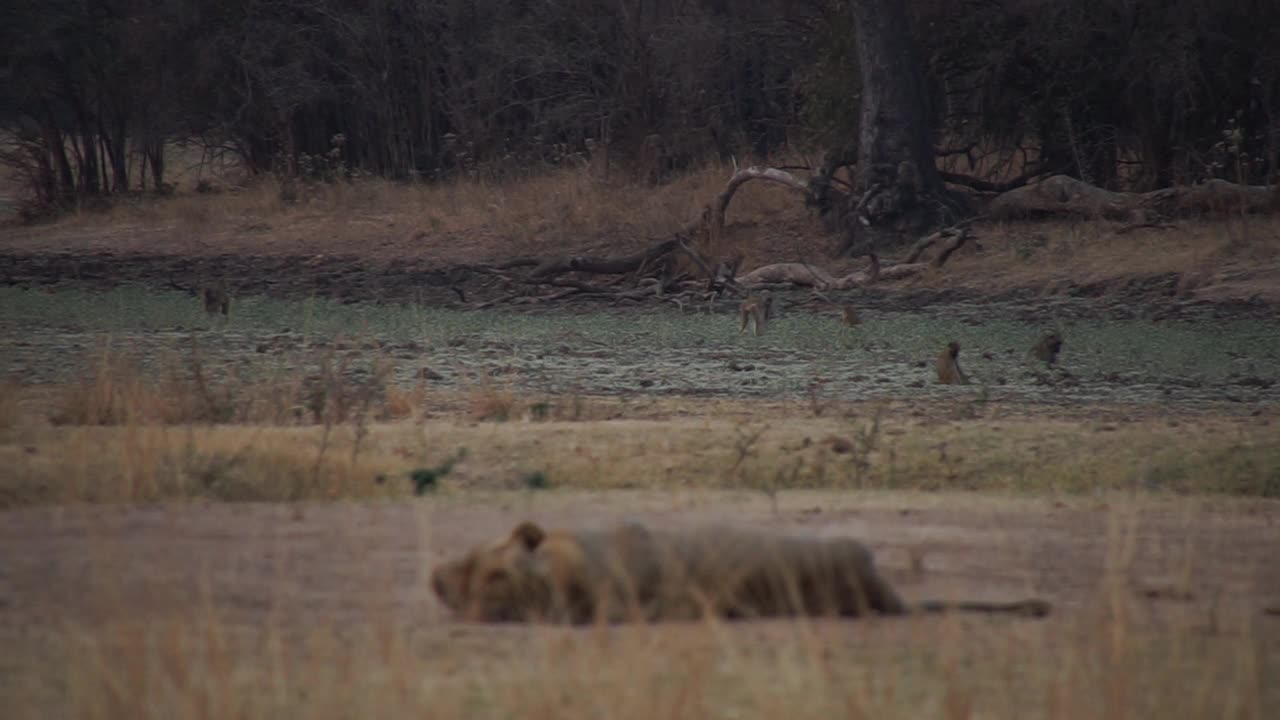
[451,165,1278,308]
[451,163,973,307]
[526,238,681,279]
[461,233,734,308]
[987,174,1279,221]
[737,260,922,290]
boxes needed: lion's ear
[511,522,546,550]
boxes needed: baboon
[935,341,970,385]
[169,278,230,317]
[841,304,861,326]
[738,292,772,336]
[707,253,743,296]
[202,282,230,317]
[1029,332,1063,365]
[655,256,679,297]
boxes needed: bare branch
[935,142,978,157]
[705,165,812,235]
[939,169,1051,194]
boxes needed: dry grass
[5,162,807,266]
[379,379,429,422]
[3,341,1276,507]
[45,340,427,429]
[5,492,1275,720]
[916,215,1280,303]
[51,340,172,426]
[463,370,522,422]
[0,377,19,430]
[4,375,1278,506]
[2,355,1275,718]
[21,606,1269,720]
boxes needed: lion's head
[431,521,554,622]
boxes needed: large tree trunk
[844,0,962,256]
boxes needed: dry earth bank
[2,169,1279,307]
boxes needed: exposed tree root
[988,174,1279,221]
[452,167,1277,308]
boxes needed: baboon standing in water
[936,341,970,385]
[840,305,861,326]
[739,292,773,336]
[202,281,230,317]
[1029,332,1063,365]
[169,278,230,318]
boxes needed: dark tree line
[2,0,1277,219]
[920,0,1280,192]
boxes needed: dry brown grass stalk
[52,340,161,426]
[4,401,1277,507]
[12,544,1272,720]
[44,344,419,430]
[464,371,520,422]
[0,377,20,430]
[379,379,429,422]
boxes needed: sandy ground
[3,493,1278,701]
[5,491,1279,625]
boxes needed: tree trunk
[844,0,961,256]
[40,117,76,202]
[146,140,165,191]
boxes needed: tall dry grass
[36,613,1268,720]
[7,508,1272,720]
[43,161,803,262]
[0,377,19,430]
[49,339,425,429]
[4,350,1278,507]
[3,342,1275,718]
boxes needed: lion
[431,521,1050,624]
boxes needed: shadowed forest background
[3,0,1279,220]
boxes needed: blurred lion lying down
[432,521,1050,624]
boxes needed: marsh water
[2,285,1278,408]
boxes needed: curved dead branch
[902,226,972,267]
[738,260,925,290]
[939,169,1049,194]
[705,165,812,237]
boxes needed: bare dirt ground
[3,491,1279,716]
